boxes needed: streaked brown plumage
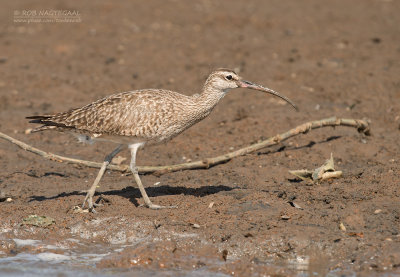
[27,69,297,211]
[29,89,220,144]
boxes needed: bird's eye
[226,75,233,80]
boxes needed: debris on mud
[21,215,55,227]
[289,153,343,183]
[71,206,89,214]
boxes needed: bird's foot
[144,203,177,210]
[82,191,103,213]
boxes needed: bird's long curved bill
[239,80,298,111]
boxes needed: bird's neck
[196,87,227,108]
[174,87,227,128]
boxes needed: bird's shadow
[28,184,235,207]
[27,136,342,205]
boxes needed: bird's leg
[82,144,124,212]
[129,143,176,209]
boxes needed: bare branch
[0,117,370,175]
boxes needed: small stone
[301,86,314,92]
[374,209,382,214]
[339,222,347,231]
[337,42,348,49]
[208,202,214,208]
[281,215,290,220]
[192,223,200,228]
[289,201,303,209]
[6,197,12,202]
[371,37,381,44]
[105,57,116,65]
[222,249,228,261]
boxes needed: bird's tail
[26,115,61,132]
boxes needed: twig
[0,117,370,175]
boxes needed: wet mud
[0,0,399,276]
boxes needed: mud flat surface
[0,0,399,276]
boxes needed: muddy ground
[0,0,399,276]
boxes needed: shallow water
[1,237,396,277]
[0,238,231,277]
[0,238,115,276]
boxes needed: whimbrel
[27,69,297,211]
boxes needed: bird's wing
[28,90,178,138]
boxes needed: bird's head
[204,68,298,111]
